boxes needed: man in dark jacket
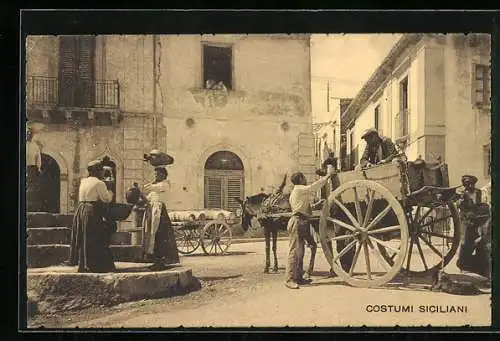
[358,128,398,169]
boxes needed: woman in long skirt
[142,166,180,271]
[69,160,115,273]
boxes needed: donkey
[235,175,322,275]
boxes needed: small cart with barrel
[169,209,238,256]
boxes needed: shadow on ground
[114,264,182,273]
[181,251,256,257]
[197,274,243,281]
[302,271,491,295]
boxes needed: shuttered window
[204,171,244,212]
[59,36,78,106]
[58,35,96,107]
[205,176,223,209]
[226,177,243,212]
[474,64,491,108]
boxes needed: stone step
[27,212,73,229]
[27,228,132,246]
[111,231,132,246]
[27,245,143,268]
[27,227,71,245]
[27,244,70,268]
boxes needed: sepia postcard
[23,30,492,329]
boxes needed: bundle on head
[143,150,174,167]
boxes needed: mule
[235,175,323,275]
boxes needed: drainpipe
[152,35,158,148]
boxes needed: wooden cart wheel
[174,225,201,255]
[201,220,232,255]
[379,202,461,275]
[319,180,409,288]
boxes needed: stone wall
[32,113,164,214]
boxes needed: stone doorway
[38,154,61,213]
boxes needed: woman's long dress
[142,180,180,265]
[69,177,115,273]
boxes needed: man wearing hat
[69,159,115,273]
[357,128,398,170]
[457,174,491,279]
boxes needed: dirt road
[28,241,491,328]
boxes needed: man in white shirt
[285,167,335,289]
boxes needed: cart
[317,152,462,288]
[170,209,237,256]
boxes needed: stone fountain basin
[27,262,200,316]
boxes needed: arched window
[204,150,244,212]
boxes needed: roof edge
[341,34,424,128]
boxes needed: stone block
[111,231,132,245]
[110,245,143,262]
[27,265,196,314]
[27,245,146,268]
[27,227,71,245]
[27,213,73,229]
[27,245,70,268]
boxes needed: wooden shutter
[58,36,95,107]
[59,36,78,106]
[76,36,96,107]
[205,176,222,209]
[298,132,315,183]
[226,177,243,212]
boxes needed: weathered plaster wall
[443,34,491,188]
[158,35,313,210]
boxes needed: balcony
[27,76,120,110]
[394,109,410,139]
[27,76,122,126]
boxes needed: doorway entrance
[39,154,61,213]
[204,151,244,212]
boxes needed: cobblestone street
[28,240,491,328]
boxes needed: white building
[341,33,491,188]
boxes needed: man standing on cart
[356,128,398,170]
[285,167,336,289]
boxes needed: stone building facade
[342,34,491,188]
[26,34,314,214]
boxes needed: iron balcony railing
[394,109,410,139]
[27,76,120,109]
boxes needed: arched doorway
[102,156,117,203]
[39,154,61,213]
[204,150,244,212]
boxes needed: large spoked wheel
[174,225,201,255]
[319,180,409,288]
[201,220,233,255]
[379,202,461,275]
